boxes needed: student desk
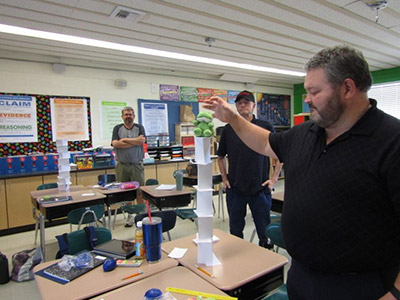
[30,185,106,260]
[271,191,284,213]
[140,185,193,210]
[33,252,178,300]
[162,229,288,299]
[91,186,138,230]
[90,266,231,300]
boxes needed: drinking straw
[145,200,152,222]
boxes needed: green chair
[97,174,116,185]
[67,204,105,231]
[266,222,285,253]
[33,182,58,244]
[145,178,159,186]
[119,178,159,225]
[64,227,112,255]
[134,210,177,241]
[249,213,281,243]
[265,284,288,300]
[264,222,288,300]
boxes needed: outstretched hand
[203,96,237,123]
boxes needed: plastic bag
[11,248,43,282]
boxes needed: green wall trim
[293,66,400,115]
[371,67,400,84]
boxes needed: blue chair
[67,204,105,231]
[33,183,58,244]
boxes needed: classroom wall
[0,58,294,148]
[293,66,400,114]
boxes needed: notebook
[38,254,105,284]
[92,239,136,259]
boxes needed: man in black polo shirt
[217,90,282,248]
[112,106,146,227]
[204,46,400,300]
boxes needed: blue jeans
[226,188,271,245]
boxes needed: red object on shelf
[181,136,195,146]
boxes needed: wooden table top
[33,252,178,300]
[162,229,288,291]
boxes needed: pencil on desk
[122,271,143,280]
[195,265,215,278]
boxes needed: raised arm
[203,96,278,159]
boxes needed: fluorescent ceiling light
[0,24,306,77]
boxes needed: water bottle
[135,221,146,258]
[0,252,9,284]
[175,171,183,191]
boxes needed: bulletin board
[138,99,199,144]
[0,92,92,157]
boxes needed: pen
[195,265,215,278]
[122,271,143,280]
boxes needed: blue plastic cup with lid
[142,217,162,263]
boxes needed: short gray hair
[121,106,134,115]
[305,45,372,92]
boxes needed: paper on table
[168,247,188,258]
[155,184,176,190]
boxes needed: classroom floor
[0,181,289,300]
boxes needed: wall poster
[100,101,127,140]
[256,93,291,127]
[50,98,89,141]
[0,95,38,143]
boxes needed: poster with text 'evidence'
[0,95,38,143]
[50,98,89,141]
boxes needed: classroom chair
[120,178,159,226]
[249,212,281,243]
[265,284,288,300]
[97,174,116,185]
[266,222,285,253]
[67,204,105,231]
[134,210,177,241]
[57,227,112,256]
[33,182,58,245]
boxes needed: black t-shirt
[217,116,275,196]
[269,99,400,273]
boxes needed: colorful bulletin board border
[0,92,92,157]
[256,93,291,127]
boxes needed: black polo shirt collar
[308,98,381,140]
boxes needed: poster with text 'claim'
[0,95,38,143]
[50,98,89,141]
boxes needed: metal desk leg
[107,205,112,231]
[39,213,46,261]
